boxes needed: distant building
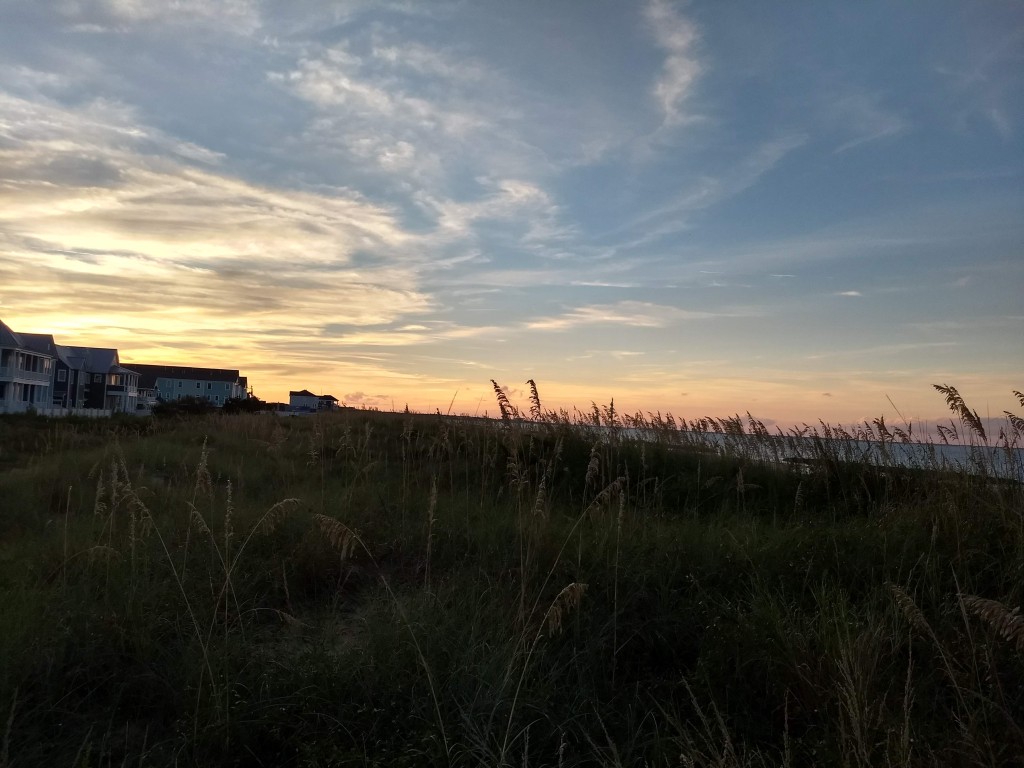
[0,319,54,414]
[2,319,140,415]
[289,389,319,410]
[126,364,248,407]
[21,336,139,413]
[289,389,339,411]
[1,317,253,416]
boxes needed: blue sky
[0,1,1021,425]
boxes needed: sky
[0,0,1021,429]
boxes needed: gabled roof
[290,389,317,397]
[56,344,88,370]
[0,319,25,349]
[17,332,57,358]
[89,348,119,373]
[62,346,118,374]
[318,394,338,401]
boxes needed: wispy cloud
[269,36,537,187]
[934,26,1024,141]
[527,301,746,331]
[644,0,702,128]
[267,30,585,267]
[831,91,908,154]
[0,93,433,340]
[608,133,806,247]
[59,0,263,34]
[804,341,958,360]
[422,179,564,240]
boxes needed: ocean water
[619,428,1024,481]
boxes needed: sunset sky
[1,1,1021,428]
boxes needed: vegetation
[222,396,272,415]
[151,396,217,419]
[0,385,1021,767]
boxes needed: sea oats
[532,476,547,521]
[934,384,988,442]
[314,514,358,561]
[585,477,625,520]
[888,583,933,639]
[256,498,299,536]
[963,595,1024,653]
[527,379,542,421]
[194,437,212,499]
[491,379,514,421]
[188,503,211,536]
[543,582,588,637]
[585,444,600,488]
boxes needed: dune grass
[0,386,1021,766]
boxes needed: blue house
[126,364,248,407]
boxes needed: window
[207,382,212,390]
[196,382,201,389]
[58,369,67,383]
[178,381,182,388]
[93,374,103,383]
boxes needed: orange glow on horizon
[2,310,1019,436]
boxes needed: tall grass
[0,386,1020,766]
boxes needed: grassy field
[0,386,1021,767]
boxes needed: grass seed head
[963,595,1024,653]
[544,582,588,637]
[194,437,212,498]
[257,498,299,536]
[314,514,359,561]
[585,444,600,487]
[188,504,211,536]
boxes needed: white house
[289,390,339,411]
[0,319,54,414]
[289,389,320,410]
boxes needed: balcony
[0,365,51,383]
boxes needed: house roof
[319,394,338,401]
[290,389,317,397]
[90,348,119,373]
[16,332,57,358]
[55,344,87,370]
[124,363,243,384]
[15,337,116,371]
[61,346,119,374]
[0,319,25,349]
[0,326,124,376]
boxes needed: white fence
[0,405,112,418]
